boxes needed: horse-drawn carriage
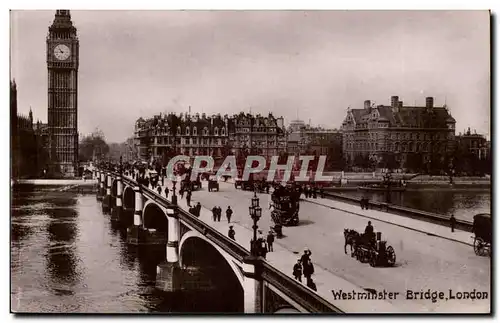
[243,179,269,192]
[208,175,220,192]
[344,229,396,267]
[472,213,491,256]
[236,173,268,191]
[180,173,202,192]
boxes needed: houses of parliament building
[11,10,79,179]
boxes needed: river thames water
[11,185,490,313]
[342,186,491,222]
[10,186,235,313]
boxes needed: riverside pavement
[302,197,474,247]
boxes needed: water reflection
[346,187,491,221]
[12,186,245,313]
[45,196,81,294]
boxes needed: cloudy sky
[10,10,490,143]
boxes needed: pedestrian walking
[293,259,302,282]
[450,213,456,233]
[228,225,236,240]
[156,185,162,195]
[360,196,368,210]
[212,206,217,221]
[195,202,201,217]
[217,206,222,222]
[303,258,315,286]
[180,188,184,199]
[300,248,314,285]
[164,187,169,199]
[226,206,233,223]
[266,230,275,252]
[257,230,267,258]
[300,248,312,266]
[186,191,192,207]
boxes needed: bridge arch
[179,231,244,312]
[142,200,169,232]
[123,186,135,210]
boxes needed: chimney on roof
[426,97,434,109]
[364,100,371,109]
[391,96,399,108]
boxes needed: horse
[344,229,361,256]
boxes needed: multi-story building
[286,131,301,155]
[124,137,137,162]
[135,112,230,164]
[299,125,343,155]
[134,112,287,164]
[456,128,489,160]
[286,120,342,155]
[341,95,456,167]
[228,112,287,161]
[288,119,307,133]
[286,120,343,170]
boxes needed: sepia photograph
[9,8,491,314]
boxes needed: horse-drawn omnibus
[270,185,301,237]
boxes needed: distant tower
[29,106,33,125]
[46,10,79,177]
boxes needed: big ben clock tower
[47,10,79,178]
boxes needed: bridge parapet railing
[261,262,342,313]
[322,191,473,231]
[111,170,343,313]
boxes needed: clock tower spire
[46,9,79,178]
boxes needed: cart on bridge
[180,172,202,192]
[472,213,491,257]
[344,229,396,267]
[208,174,220,192]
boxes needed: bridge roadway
[132,176,490,313]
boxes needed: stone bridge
[95,168,342,314]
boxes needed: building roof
[348,104,455,128]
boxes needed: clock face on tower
[54,44,71,60]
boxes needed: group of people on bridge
[293,248,317,291]
[212,206,233,223]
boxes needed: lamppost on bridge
[171,177,178,205]
[249,190,262,256]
